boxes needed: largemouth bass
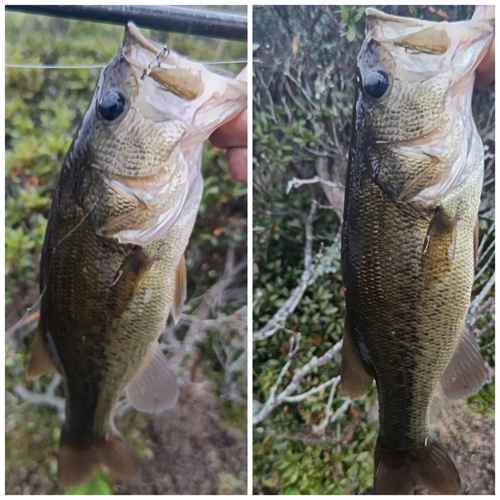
[340,8,493,495]
[27,22,246,488]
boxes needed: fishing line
[6,63,106,69]
[5,59,247,69]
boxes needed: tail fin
[374,434,461,494]
[58,428,139,488]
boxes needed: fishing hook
[141,45,170,80]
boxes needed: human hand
[209,66,248,183]
[473,5,495,91]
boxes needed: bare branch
[312,398,351,434]
[283,375,340,403]
[286,175,342,195]
[471,272,495,312]
[315,156,345,220]
[12,374,65,418]
[476,317,495,341]
[475,244,495,283]
[253,339,343,424]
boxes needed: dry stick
[471,272,495,311]
[253,339,343,424]
[477,231,495,265]
[467,272,495,334]
[312,397,351,434]
[286,175,342,195]
[13,374,64,418]
[476,317,495,341]
[474,247,495,283]
[315,153,345,220]
[284,375,340,404]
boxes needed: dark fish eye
[364,70,391,100]
[98,91,126,121]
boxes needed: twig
[477,238,495,267]
[475,317,495,341]
[286,175,342,195]
[13,374,65,419]
[314,153,345,219]
[474,245,495,283]
[283,375,340,403]
[253,339,343,424]
[471,273,495,311]
[312,397,351,434]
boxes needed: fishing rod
[5,5,247,41]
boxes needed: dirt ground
[114,386,247,495]
[424,395,495,495]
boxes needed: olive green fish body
[41,172,196,441]
[28,22,247,488]
[341,9,493,495]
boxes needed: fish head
[356,8,494,209]
[80,23,247,245]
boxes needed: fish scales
[340,8,493,495]
[28,23,246,488]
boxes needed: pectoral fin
[422,208,457,285]
[27,322,58,379]
[474,217,479,268]
[340,315,374,399]
[126,342,179,412]
[439,326,491,399]
[108,247,157,317]
[171,254,187,324]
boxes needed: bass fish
[340,8,493,495]
[27,23,246,488]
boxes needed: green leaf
[65,472,112,495]
[346,25,356,42]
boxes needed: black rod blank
[5,5,247,41]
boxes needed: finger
[210,108,247,149]
[227,147,247,184]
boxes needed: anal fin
[171,254,187,324]
[439,325,491,399]
[340,315,374,399]
[126,342,179,412]
[27,322,58,379]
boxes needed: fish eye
[364,70,391,100]
[98,91,127,121]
